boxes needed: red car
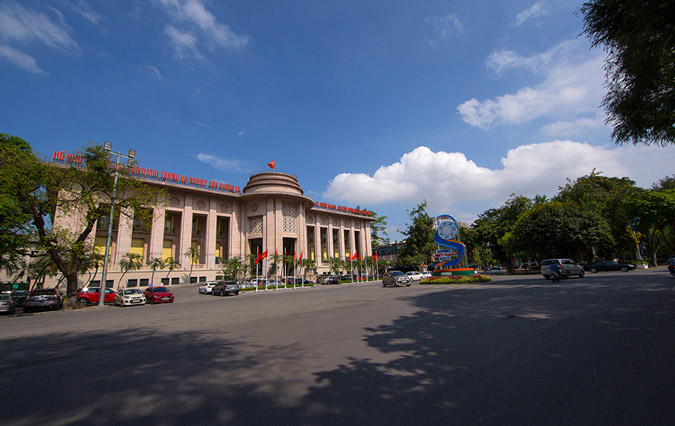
[77,287,116,306]
[143,286,174,304]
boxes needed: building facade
[56,171,374,288]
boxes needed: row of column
[310,216,371,266]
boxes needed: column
[205,198,217,269]
[314,215,321,265]
[327,219,334,262]
[338,219,346,260]
[149,205,166,260]
[114,206,134,270]
[179,193,193,269]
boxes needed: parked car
[583,260,636,273]
[212,281,240,296]
[198,282,218,294]
[144,286,174,304]
[319,275,338,284]
[114,288,146,307]
[540,259,585,280]
[382,270,411,287]
[406,271,423,281]
[0,293,17,314]
[23,288,63,313]
[77,287,116,306]
[421,272,432,279]
[12,289,29,307]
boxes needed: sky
[2,0,675,241]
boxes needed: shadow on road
[1,277,674,425]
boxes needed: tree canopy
[0,135,165,307]
[397,201,435,269]
[579,0,675,145]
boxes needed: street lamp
[98,142,136,307]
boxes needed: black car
[12,289,29,307]
[23,288,63,313]
[583,260,636,273]
[212,281,240,296]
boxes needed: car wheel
[219,290,225,296]
[621,266,628,272]
[23,307,30,313]
[78,298,89,307]
[565,271,571,279]
[407,284,411,287]
[590,268,598,273]
[579,270,585,277]
[235,291,239,296]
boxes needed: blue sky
[2,0,675,240]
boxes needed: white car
[199,282,218,294]
[114,288,146,307]
[406,271,423,281]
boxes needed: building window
[127,279,138,288]
[249,216,263,234]
[190,276,198,283]
[140,278,149,287]
[199,276,206,282]
[171,277,179,285]
[283,202,297,233]
[161,278,169,285]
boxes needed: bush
[420,275,492,284]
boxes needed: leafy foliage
[397,201,435,268]
[579,0,675,145]
[420,275,492,284]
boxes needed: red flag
[299,250,303,260]
[267,160,275,169]
[374,253,378,262]
[275,249,278,256]
[262,250,268,259]
[284,248,286,264]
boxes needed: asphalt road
[1,270,674,425]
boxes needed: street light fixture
[98,141,136,307]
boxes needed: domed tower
[241,172,315,262]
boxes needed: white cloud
[193,120,209,128]
[323,143,675,218]
[140,65,163,80]
[154,0,249,60]
[541,112,607,138]
[0,44,45,74]
[513,2,548,26]
[425,13,464,46]
[0,3,79,52]
[65,0,102,25]
[197,153,248,173]
[458,40,605,130]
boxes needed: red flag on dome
[267,160,275,169]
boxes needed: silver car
[114,288,146,307]
[382,270,411,287]
[0,293,17,314]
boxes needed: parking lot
[2,269,674,425]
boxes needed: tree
[148,257,165,285]
[164,257,180,282]
[301,258,316,282]
[329,257,344,277]
[0,136,165,307]
[118,253,143,288]
[184,246,200,282]
[369,211,390,247]
[628,189,675,264]
[268,251,283,278]
[397,201,436,268]
[222,256,247,281]
[512,202,613,261]
[652,175,675,192]
[579,1,675,145]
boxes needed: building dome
[243,172,304,196]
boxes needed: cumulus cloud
[154,0,249,60]
[458,40,605,130]
[425,13,464,46]
[513,1,548,26]
[323,143,675,217]
[197,153,248,173]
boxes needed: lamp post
[98,142,135,307]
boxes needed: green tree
[301,257,315,282]
[472,195,533,272]
[579,1,675,145]
[628,189,675,264]
[148,257,165,285]
[329,257,344,277]
[397,201,436,268]
[184,246,200,281]
[118,253,143,288]
[369,211,390,247]
[267,251,283,277]
[222,256,247,281]
[512,202,613,261]
[164,257,180,282]
[0,136,164,307]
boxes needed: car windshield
[152,287,169,293]
[391,271,404,276]
[124,289,141,295]
[0,294,10,300]
[31,289,55,296]
[541,260,559,266]
[14,290,28,296]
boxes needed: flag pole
[255,246,259,293]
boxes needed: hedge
[420,275,492,284]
